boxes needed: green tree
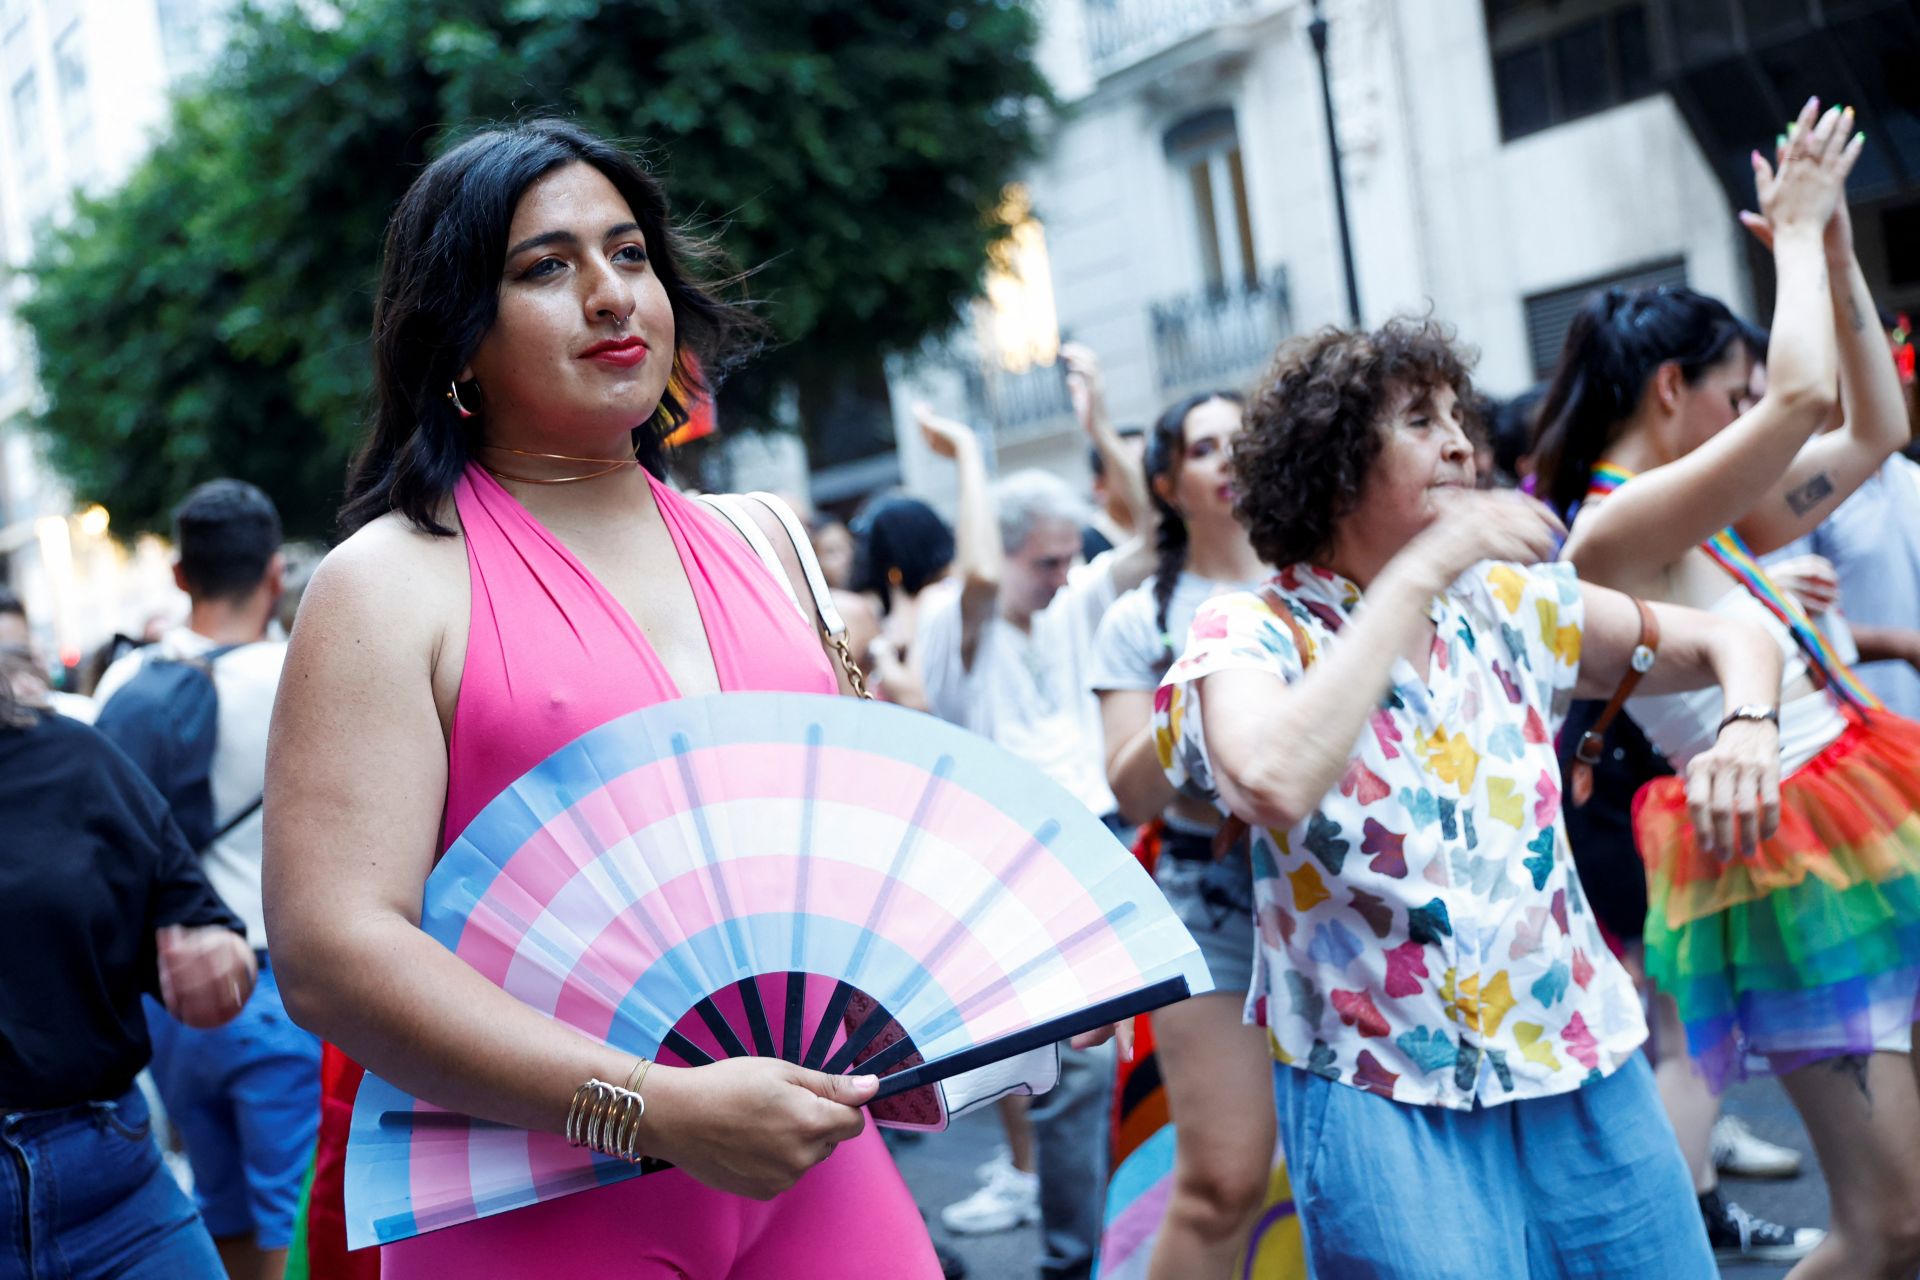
[21,0,1046,538]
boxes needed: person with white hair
[913,346,1157,1280]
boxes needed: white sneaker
[1712,1114,1803,1179]
[939,1161,1040,1235]
[974,1147,1013,1184]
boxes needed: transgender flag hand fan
[346,692,1211,1248]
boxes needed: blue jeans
[1,1085,224,1279]
[1273,1053,1713,1278]
[144,959,320,1248]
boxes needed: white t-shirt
[917,556,1120,817]
[1089,571,1263,693]
[96,627,288,948]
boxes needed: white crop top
[1627,587,1847,774]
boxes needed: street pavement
[891,1074,1828,1279]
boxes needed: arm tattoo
[1848,291,1869,334]
[1831,1052,1872,1104]
[1786,472,1835,517]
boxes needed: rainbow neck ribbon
[1586,462,1881,712]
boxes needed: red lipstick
[579,336,649,368]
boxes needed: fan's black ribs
[662,1028,715,1067]
[736,977,778,1058]
[782,971,807,1063]
[803,980,859,1070]
[821,999,897,1076]
[694,995,750,1061]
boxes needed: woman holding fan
[1532,100,1920,1278]
[264,121,940,1277]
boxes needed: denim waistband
[1,1085,143,1140]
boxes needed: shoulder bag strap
[1567,596,1660,807]
[694,494,802,614]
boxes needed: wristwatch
[1716,704,1780,737]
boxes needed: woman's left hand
[157,924,257,1028]
[1768,554,1840,614]
[1685,720,1782,859]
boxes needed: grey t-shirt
[1089,571,1261,693]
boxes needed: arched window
[1164,107,1257,296]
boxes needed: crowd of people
[4,96,1920,1280]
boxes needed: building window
[11,67,41,171]
[1522,258,1687,379]
[1164,107,1258,296]
[1486,1,1658,143]
[53,21,89,173]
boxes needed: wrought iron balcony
[959,358,1076,448]
[1084,0,1256,76]
[1149,267,1292,394]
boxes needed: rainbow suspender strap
[1586,462,1882,713]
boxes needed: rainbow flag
[1586,463,1880,712]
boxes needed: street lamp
[1308,0,1362,326]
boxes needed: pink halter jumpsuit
[377,464,940,1278]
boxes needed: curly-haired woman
[1153,317,1791,1276]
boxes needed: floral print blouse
[1154,560,1646,1109]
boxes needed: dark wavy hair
[1530,286,1748,517]
[850,494,954,612]
[1233,319,1476,568]
[340,119,764,536]
[1147,391,1243,663]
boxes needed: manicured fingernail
[1774,134,1785,152]
[1788,121,1800,139]
[1855,131,1866,145]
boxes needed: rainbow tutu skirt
[1634,712,1920,1088]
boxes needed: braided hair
[1147,390,1245,666]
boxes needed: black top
[1557,697,1673,944]
[0,708,243,1109]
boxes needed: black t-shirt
[0,709,244,1109]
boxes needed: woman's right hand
[1753,98,1861,240]
[639,1057,877,1200]
[1399,490,1565,593]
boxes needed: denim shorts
[1,1085,224,1278]
[144,959,321,1248]
[1273,1054,1714,1279]
[1154,826,1256,994]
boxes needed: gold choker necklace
[477,444,639,485]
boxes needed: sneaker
[1700,1189,1824,1263]
[974,1147,1014,1184]
[1712,1114,1803,1179]
[940,1161,1040,1236]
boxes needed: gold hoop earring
[447,380,476,420]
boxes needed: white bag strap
[695,492,869,698]
[738,491,848,642]
[694,493,802,614]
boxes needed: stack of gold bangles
[565,1058,654,1163]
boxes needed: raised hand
[914,402,978,460]
[157,924,257,1029]
[1751,98,1862,243]
[1059,342,1106,434]
[641,1057,876,1200]
[1399,490,1565,592]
